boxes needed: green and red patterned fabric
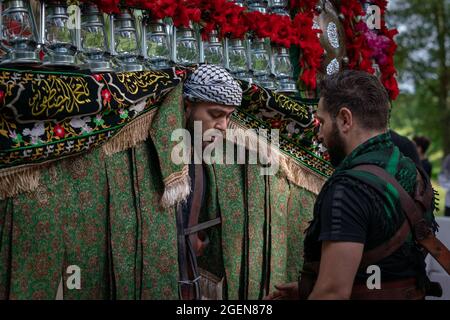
[0,66,324,299]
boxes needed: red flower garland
[368,0,399,99]
[82,0,398,98]
[339,0,399,99]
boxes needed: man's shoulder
[321,173,382,210]
[328,169,383,195]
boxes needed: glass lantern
[174,22,199,65]
[43,0,78,67]
[250,37,272,83]
[273,46,297,94]
[269,0,298,95]
[112,8,142,72]
[228,38,251,82]
[0,0,40,65]
[79,2,112,72]
[248,1,275,89]
[143,17,171,70]
[203,29,223,65]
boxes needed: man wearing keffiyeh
[178,64,243,299]
[266,70,439,300]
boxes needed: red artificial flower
[95,0,120,14]
[250,84,259,94]
[53,124,66,138]
[301,68,317,90]
[101,89,112,104]
[92,74,103,82]
[271,119,283,129]
[175,69,187,77]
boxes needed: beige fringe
[228,120,326,195]
[0,165,41,199]
[160,165,191,208]
[278,155,326,195]
[102,108,158,156]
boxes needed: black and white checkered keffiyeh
[183,64,242,107]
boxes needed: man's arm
[308,241,363,300]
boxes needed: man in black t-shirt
[264,70,436,300]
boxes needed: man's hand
[263,282,299,300]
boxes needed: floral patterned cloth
[0,66,319,299]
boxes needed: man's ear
[336,107,353,134]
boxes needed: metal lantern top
[114,9,136,33]
[207,29,221,45]
[247,0,268,14]
[204,29,224,65]
[81,3,104,28]
[177,25,196,42]
[269,0,289,16]
[146,18,166,36]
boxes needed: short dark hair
[319,70,390,130]
[413,136,431,153]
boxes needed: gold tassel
[160,165,191,208]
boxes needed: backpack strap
[353,164,450,275]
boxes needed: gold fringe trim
[278,155,325,195]
[228,120,326,195]
[102,107,158,156]
[0,165,41,199]
[161,165,191,208]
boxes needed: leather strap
[177,203,197,299]
[354,164,450,276]
[351,278,425,300]
[184,218,221,235]
[187,164,206,257]
[177,164,204,300]
[359,220,410,268]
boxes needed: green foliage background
[387,0,449,214]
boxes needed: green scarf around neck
[316,132,437,237]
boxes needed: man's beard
[326,122,347,168]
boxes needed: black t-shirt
[304,176,427,283]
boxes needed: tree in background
[388,0,449,160]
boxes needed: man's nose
[215,118,228,131]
